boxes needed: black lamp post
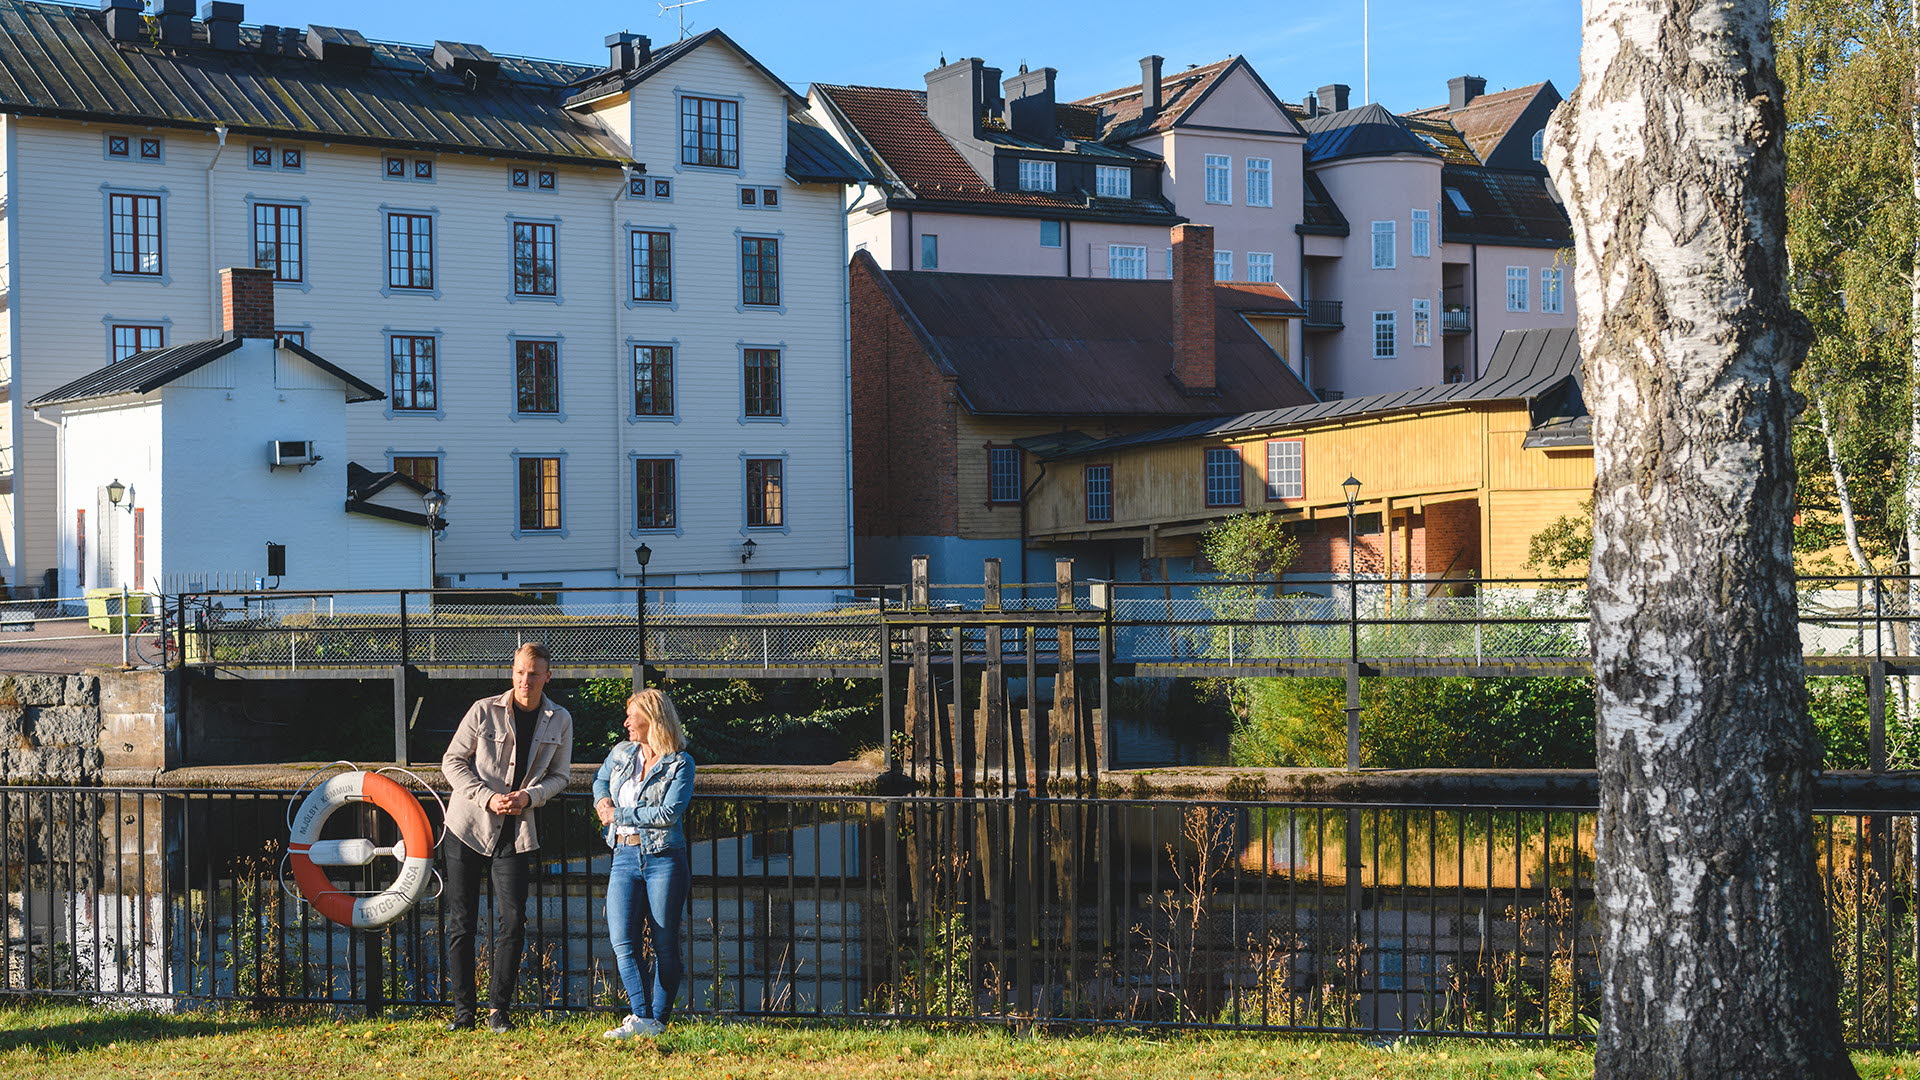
[1339,474,1364,938]
[1342,474,1361,663]
[635,543,652,686]
[421,488,448,587]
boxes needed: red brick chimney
[1169,224,1217,395]
[219,266,275,339]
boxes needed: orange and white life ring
[288,770,435,930]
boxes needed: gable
[1177,61,1304,137]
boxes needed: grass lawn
[0,1001,1915,1079]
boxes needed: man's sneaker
[602,1014,649,1040]
[635,1018,667,1036]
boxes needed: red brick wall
[1422,499,1481,578]
[1169,224,1215,394]
[219,266,275,338]
[850,254,960,537]
[1282,500,1481,579]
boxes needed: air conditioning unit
[270,440,321,468]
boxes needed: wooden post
[1869,661,1888,773]
[910,556,932,783]
[1053,559,1078,783]
[983,559,1007,787]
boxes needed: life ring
[288,770,435,930]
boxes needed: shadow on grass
[0,1003,282,1053]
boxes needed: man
[440,641,573,1032]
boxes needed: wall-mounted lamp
[105,478,134,512]
[740,538,758,564]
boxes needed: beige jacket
[441,690,573,855]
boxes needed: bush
[570,676,879,764]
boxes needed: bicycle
[133,594,215,668]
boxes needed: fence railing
[2,785,1913,1047]
[0,589,161,666]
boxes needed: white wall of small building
[56,398,160,595]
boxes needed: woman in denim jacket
[593,689,695,1039]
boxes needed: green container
[86,588,151,633]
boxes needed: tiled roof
[857,252,1314,418]
[31,334,384,407]
[0,0,630,164]
[1072,58,1235,140]
[1050,327,1582,457]
[1441,165,1570,247]
[1407,83,1548,163]
[1303,103,1439,163]
[1399,115,1481,165]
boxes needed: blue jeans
[606,843,689,1021]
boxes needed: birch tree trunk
[1546,0,1856,1074]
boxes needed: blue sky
[237,0,1581,113]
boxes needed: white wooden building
[0,2,870,597]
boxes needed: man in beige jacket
[440,641,573,1032]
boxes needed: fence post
[398,590,410,668]
[1869,660,1888,773]
[983,559,1008,788]
[909,556,932,783]
[121,584,132,667]
[879,598,894,776]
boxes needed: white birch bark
[1547,0,1857,1073]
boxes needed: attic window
[1418,133,1446,151]
[1445,187,1473,214]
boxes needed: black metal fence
[3,784,1916,1046]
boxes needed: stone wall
[0,674,103,782]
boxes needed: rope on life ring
[286,769,436,930]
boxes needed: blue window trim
[248,143,275,171]
[382,326,447,420]
[379,204,442,299]
[385,448,447,485]
[509,448,569,539]
[628,450,686,538]
[738,185,784,212]
[243,193,314,292]
[673,87,748,175]
[100,183,171,285]
[104,132,164,165]
[275,322,315,347]
[508,331,568,422]
[739,450,793,535]
[504,213,565,305]
[100,314,172,360]
[735,228,786,314]
[738,339,789,426]
[624,221,678,311]
[627,336,682,425]
[384,154,437,183]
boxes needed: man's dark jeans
[443,836,531,1016]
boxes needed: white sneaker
[635,1018,667,1037]
[602,1014,648,1039]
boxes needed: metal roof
[1047,326,1582,457]
[1303,103,1440,164]
[785,117,874,184]
[30,334,385,407]
[0,0,629,163]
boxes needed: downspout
[844,181,867,584]
[1064,219,1073,276]
[613,164,632,582]
[1017,458,1049,600]
[205,124,229,332]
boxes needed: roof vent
[200,2,242,51]
[1139,55,1163,119]
[99,0,144,44]
[605,31,650,72]
[431,41,500,86]
[307,25,373,66]
[259,22,279,54]
[157,0,194,47]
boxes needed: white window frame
[1108,244,1147,280]
[1371,221,1395,269]
[1541,267,1565,313]
[1095,165,1131,199]
[1373,311,1397,359]
[1245,157,1272,207]
[1411,209,1431,258]
[1246,252,1274,283]
[1264,440,1303,501]
[1214,251,1232,282]
[1531,129,1546,161]
[1204,154,1232,205]
[1018,160,1056,192]
[1507,266,1531,312]
[1412,298,1432,347]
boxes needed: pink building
[809,59,1572,400]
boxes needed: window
[511,221,557,297]
[1541,267,1565,313]
[681,96,740,168]
[1018,160,1056,192]
[1214,251,1232,282]
[385,156,407,178]
[511,167,531,189]
[627,174,648,199]
[1531,129,1546,161]
[139,137,161,160]
[1265,440,1303,501]
[920,233,939,269]
[106,135,131,158]
[1040,220,1062,248]
[110,324,164,362]
[1507,266,1530,311]
[108,193,162,276]
[653,178,673,200]
[1204,447,1242,507]
[514,339,560,415]
[1108,244,1147,280]
[630,230,672,302]
[740,187,757,206]
[634,459,677,530]
[517,457,563,532]
[1412,299,1432,347]
[1095,165,1131,199]
[1411,209,1431,257]
[386,155,433,181]
[632,345,674,416]
[385,213,434,290]
[251,145,272,168]
[281,147,303,170]
[762,187,778,206]
[741,236,780,306]
[537,170,556,190]
[1246,157,1273,207]
[1371,221,1395,268]
[987,447,1022,504]
[1085,464,1113,523]
[1204,154,1231,204]
[252,203,304,283]
[1373,311,1397,358]
[746,458,784,527]
[743,348,782,418]
[388,336,438,411]
[413,159,434,181]
[1246,252,1275,283]
[276,328,307,347]
[1446,187,1472,214]
[392,456,439,491]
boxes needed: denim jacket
[592,741,695,854]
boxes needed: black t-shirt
[510,702,539,790]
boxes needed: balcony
[1442,306,1471,334]
[1304,299,1343,329]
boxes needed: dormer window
[1095,166,1131,199]
[1018,160,1056,192]
[1531,129,1546,161]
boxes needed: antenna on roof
[1363,0,1371,104]
[657,0,711,41]
[939,54,947,66]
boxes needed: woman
[593,688,695,1039]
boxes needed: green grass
[0,1001,1916,1079]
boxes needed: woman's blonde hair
[626,689,687,755]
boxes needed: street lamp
[421,488,448,587]
[1339,474,1364,941]
[635,543,652,686]
[740,537,757,563]
[106,478,133,512]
